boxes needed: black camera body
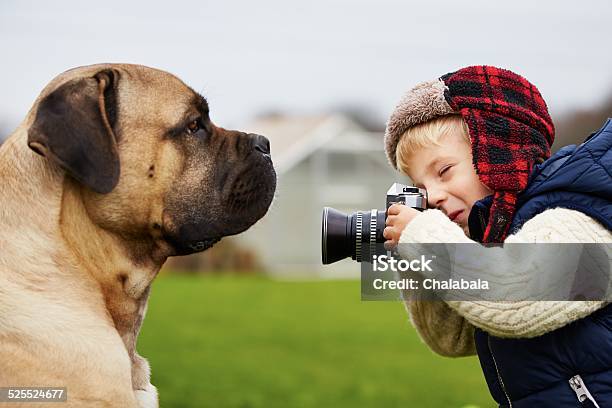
[321,183,427,264]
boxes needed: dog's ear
[28,69,120,194]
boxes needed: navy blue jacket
[467,119,612,407]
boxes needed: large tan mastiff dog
[0,64,276,407]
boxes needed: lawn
[138,275,494,408]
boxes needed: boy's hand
[383,204,421,250]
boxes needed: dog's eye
[186,120,201,135]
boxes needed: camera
[321,183,427,264]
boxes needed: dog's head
[27,64,276,256]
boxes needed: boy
[382,66,612,407]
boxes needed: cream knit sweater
[398,208,612,357]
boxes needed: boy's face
[404,127,492,235]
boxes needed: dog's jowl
[0,64,276,408]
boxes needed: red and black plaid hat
[385,66,555,243]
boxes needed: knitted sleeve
[397,208,611,355]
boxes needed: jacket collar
[468,195,494,243]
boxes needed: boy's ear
[27,69,120,194]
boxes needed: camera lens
[321,207,386,264]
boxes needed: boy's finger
[387,204,404,215]
[383,226,392,239]
[385,215,396,226]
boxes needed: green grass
[138,275,495,408]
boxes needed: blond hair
[396,115,470,175]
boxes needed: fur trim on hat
[384,79,454,169]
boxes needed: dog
[0,63,276,407]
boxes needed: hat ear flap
[27,69,120,194]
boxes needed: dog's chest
[102,281,152,357]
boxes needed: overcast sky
[1,0,611,134]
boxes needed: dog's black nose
[250,134,271,155]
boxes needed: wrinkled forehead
[117,69,203,127]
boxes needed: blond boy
[381,66,612,407]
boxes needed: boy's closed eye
[438,164,453,177]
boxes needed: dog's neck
[60,178,166,301]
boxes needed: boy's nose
[427,189,447,209]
